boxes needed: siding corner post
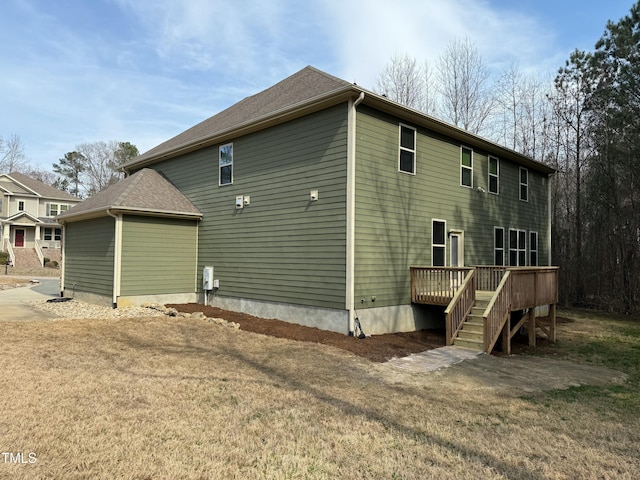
[106,210,122,308]
[346,92,365,335]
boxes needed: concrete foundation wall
[205,294,350,334]
[117,292,198,308]
[355,304,446,336]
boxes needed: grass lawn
[0,309,638,479]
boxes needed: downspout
[346,92,365,335]
[547,174,553,266]
[59,220,66,297]
[106,209,122,308]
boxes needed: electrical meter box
[203,266,214,290]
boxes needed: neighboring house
[0,172,80,267]
[58,66,557,347]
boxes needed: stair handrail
[5,238,15,267]
[444,268,476,346]
[482,270,512,353]
[34,239,45,267]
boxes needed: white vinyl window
[43,228,61,241]
[432,219,446,266]
[509,229,527,266]
[219,143,233,186]
[18,201,25,211]
[489,156,499,194]
[519,167,528,201]
[461,146,473,187]
[399,124,416,174]
[47,203,69,217]
[530,231,538,266]
[494,227,505,266]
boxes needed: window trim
[398,123,416,175]
[219,143,234,186]
[460,146,473,188]
[519,167,528,201]
[494,227,505,266]
[509,228,527,266]
[47,203,69,217]
[432,219,447,266]
[529,231,538,266]
[44,227,52,241]
[488,155,499,195]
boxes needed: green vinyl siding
[63,216,114,297]
[120,216,198,296]
[354,106,551,307]
[142,104,349,309]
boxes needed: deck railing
[475,266,506,291]
[482,271,512,352]
[444,269,476,345]
[508,267,559,309]
[411,266,559,353]
[410,267,473,305]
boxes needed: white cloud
[318,0,559,87]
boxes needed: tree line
[375,3,640,314]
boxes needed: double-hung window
[461,147,473,187]
[18,201,25,211]
[488,156,499,194]
[399,124,416,174]
[219,143,233,186]
[509,229,527,266]
[494,227,505,266]
[432,220,446,266]
[529,232,538,266]
[519,167,528,201]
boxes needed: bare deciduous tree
[375,53,425,110]
[436,37,494,134]
[0,134,28,173]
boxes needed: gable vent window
[461,146,473,188]
[219,143,233,186]
[399,124,416,175]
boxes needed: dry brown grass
[0,311,638,479]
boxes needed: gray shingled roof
[57,168,202,221]
[125,65,555,175]
[6,172,79,201]
[129,66,353,166]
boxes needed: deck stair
[452,291,493,351]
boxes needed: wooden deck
[410,266,559,354]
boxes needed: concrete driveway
[0,278,60,321]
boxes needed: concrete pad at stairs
[0,278,60,321]
[385,346,484,373]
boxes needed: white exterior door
[450,231,464,267]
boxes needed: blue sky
[0,0,634,170]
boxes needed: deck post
[549,303,557,343]
[502,318,511,355]
[528,308,536,348]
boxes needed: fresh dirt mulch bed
[167,303,445,362]
[167,303,550,362]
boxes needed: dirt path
[377,353,628,395]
